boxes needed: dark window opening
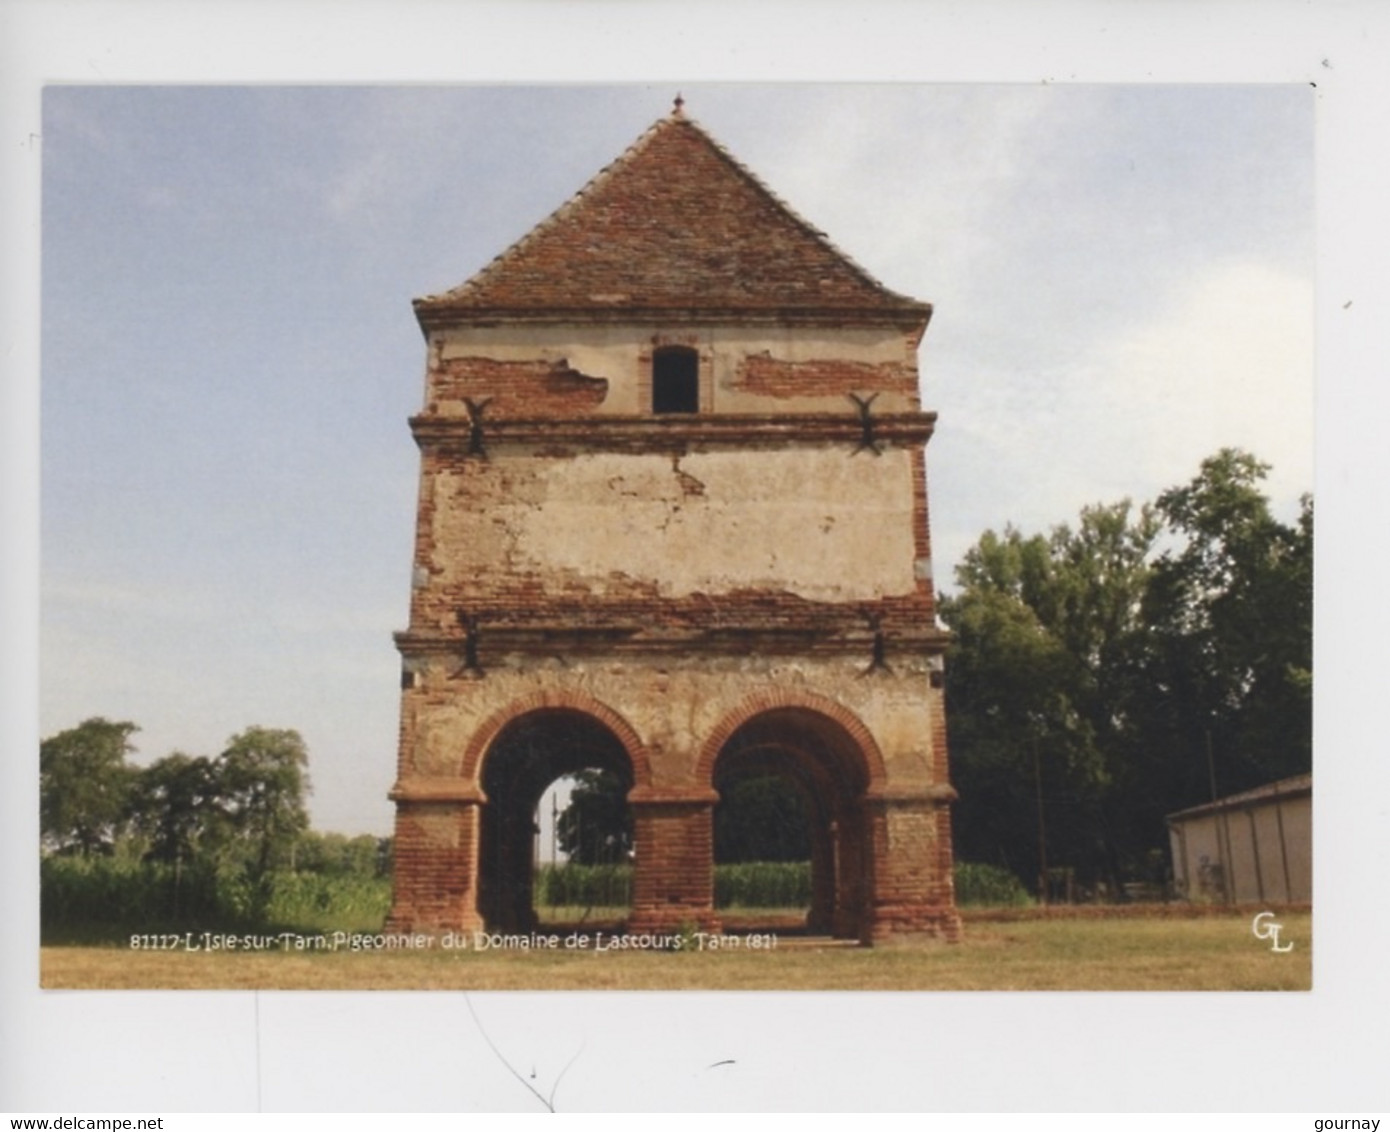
[652,346,699,414]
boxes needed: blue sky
[37,84,1315,836]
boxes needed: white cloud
[929,259,1313,582]
[707,86,1065,301]
[1067,259,1314,511]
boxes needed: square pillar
[627,791,721,934]
[863,790,961,943]
[386,797,484,934]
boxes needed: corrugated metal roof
[1166,773,1312,822]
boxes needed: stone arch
[461,689,653,791]
[700,690,887,940]
[695,688,887,791]
[472,696,647,933]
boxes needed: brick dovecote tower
[386,102,959,943]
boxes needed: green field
[40,909,1311,991]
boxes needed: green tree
[131,752,224,866]
[292,830,383,877]
[556,769,631,865]
[40,718,139,856]
[216,727,311,890]
[1143,449,1313,801]
[941,451,1312,896]
[714,774,811,863]
[940,501,1159,892]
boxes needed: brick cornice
[409,410,937,453]
[415,306,931,335]
[395,624,952,661]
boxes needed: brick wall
[628,799,721,933]
[735,353,918,401]
[386,802,483,934]
[429,356,609,416]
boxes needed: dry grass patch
[40,912,1310,991]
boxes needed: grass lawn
[39,909,1311,991]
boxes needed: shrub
[954,861,1033,907]
[532,861,814,909]
[534,863,632,908]
[714,861,810,908]
[40,854,392,939]
[265,872,391,931]
[41,855,242,931]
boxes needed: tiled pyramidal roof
[415,107,929,324]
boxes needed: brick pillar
[862,787,961,943]
[385,792,485,935]
[627,789,721,934]
[479,794,542,932]
[832,807,869,940]
[808,819,836,934]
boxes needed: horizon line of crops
[41,857,1033,941]
[40,856,391,939]
[534,861,816,909]
[534,861,1032,909]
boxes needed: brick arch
[460,689,653,789]
[695,688,887,790]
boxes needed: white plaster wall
[433,447,920,601]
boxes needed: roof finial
[672,92,685,116]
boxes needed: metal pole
[1175,822,1189,900]
[1205,730,1232,904]
[1247,807,1265,903]
[551,790,559,908]
[1033,734,1048,906]
[1273,786,1293,902]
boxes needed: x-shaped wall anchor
[455,609,484,678]
[462,396,493,458]
[858,611,893,677]
[847,391,882,456]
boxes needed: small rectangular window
[652,346,699,413]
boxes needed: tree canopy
[1145,450,1314,793]
[941,449,1312,895]
[215,726,312,881]
[40,718,140,856]
[42,720,314,901]
[555,770,632,865]
[130,751,223,865]
[39,719,396,931]
[714,774,811,863]
[555,768,814,866]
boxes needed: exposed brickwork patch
[430,356,608,416]
[735,353,918,400]
[421,585,937,645]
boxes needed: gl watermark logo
[1252,910,1294,953]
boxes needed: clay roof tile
[415,111,928,325]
